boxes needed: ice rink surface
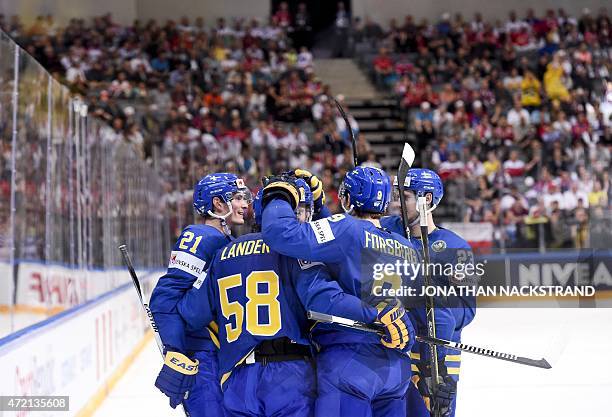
[93,308,612,417]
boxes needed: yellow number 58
[218,271,282,343]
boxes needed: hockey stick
[331,95,359,167]
[397,143,415,237]
[118,245,191,417]
[307,311,552,369]
[397,143,442,417]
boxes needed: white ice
[93,308,612,417]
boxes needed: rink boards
[0,270,162,417]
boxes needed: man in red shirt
[503,150,526,177]
[372,47,395,88]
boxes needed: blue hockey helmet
[193,173,252,218]
[395,168,444,208]
[253,178,313,226]
[340,166,391,214]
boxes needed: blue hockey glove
[377,299,415,354]
[262,174,301,210]
[412,362,457,417]
[155,350,199,409]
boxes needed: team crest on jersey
[432,240,447,252]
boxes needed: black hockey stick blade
[416,335,552,369]
[332,96,358,167]
[516,357,552,369]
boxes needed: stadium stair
[344,97,416,173]
[314,58,379,100]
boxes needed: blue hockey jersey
[261,200,421,346]
[380,215,477,374]
[177,232,378,385]
[150,224,230,352]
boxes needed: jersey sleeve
[149,226,225,351]
[315,204,332,220]
[292,260,378,324]
[452,242,477,329]
[177,263,216,334]
[262,199,353,263]
[379,215,405,236]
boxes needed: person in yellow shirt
[483,151,501,179]
[212,40,228,61]
[544,54,570,102]
[588,180,608,207]
[521,71,542,109]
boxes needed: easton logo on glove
[164,351,199,375]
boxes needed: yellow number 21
[179,231,203,254]
[217,271,282,343]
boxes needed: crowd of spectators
[5,7,364,234]
[3,6,610,250]
[358,8,611,249]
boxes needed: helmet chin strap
[407,215,420,228]
[340,195,354,215]
[207,201,233,236]
[410,193,437,229]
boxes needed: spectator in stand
[503,150,526,178]
[332,1,350,57]
[520,71,542,111]
[438,151,465,180]
[372,47,396,89]
[273,2,292,28]
[544,52,571,102]
[572,207,590,248]
[588,179,609,207]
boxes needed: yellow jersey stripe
[207,328,221,349]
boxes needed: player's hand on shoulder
[291,168,326,211]
[262,174,301,210]
[377,298,415,354]
[155,349,199,408]
[412,361,457,417]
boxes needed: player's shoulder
[432,226,471,249]
[307,213,353,243]
[182,224,226,240]
[379,215,403,234]
[174,224,229,259]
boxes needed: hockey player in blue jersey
[150,173,252,415]
[260,166,421,417]
[173,181,396,417]
[380,168,477,417]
